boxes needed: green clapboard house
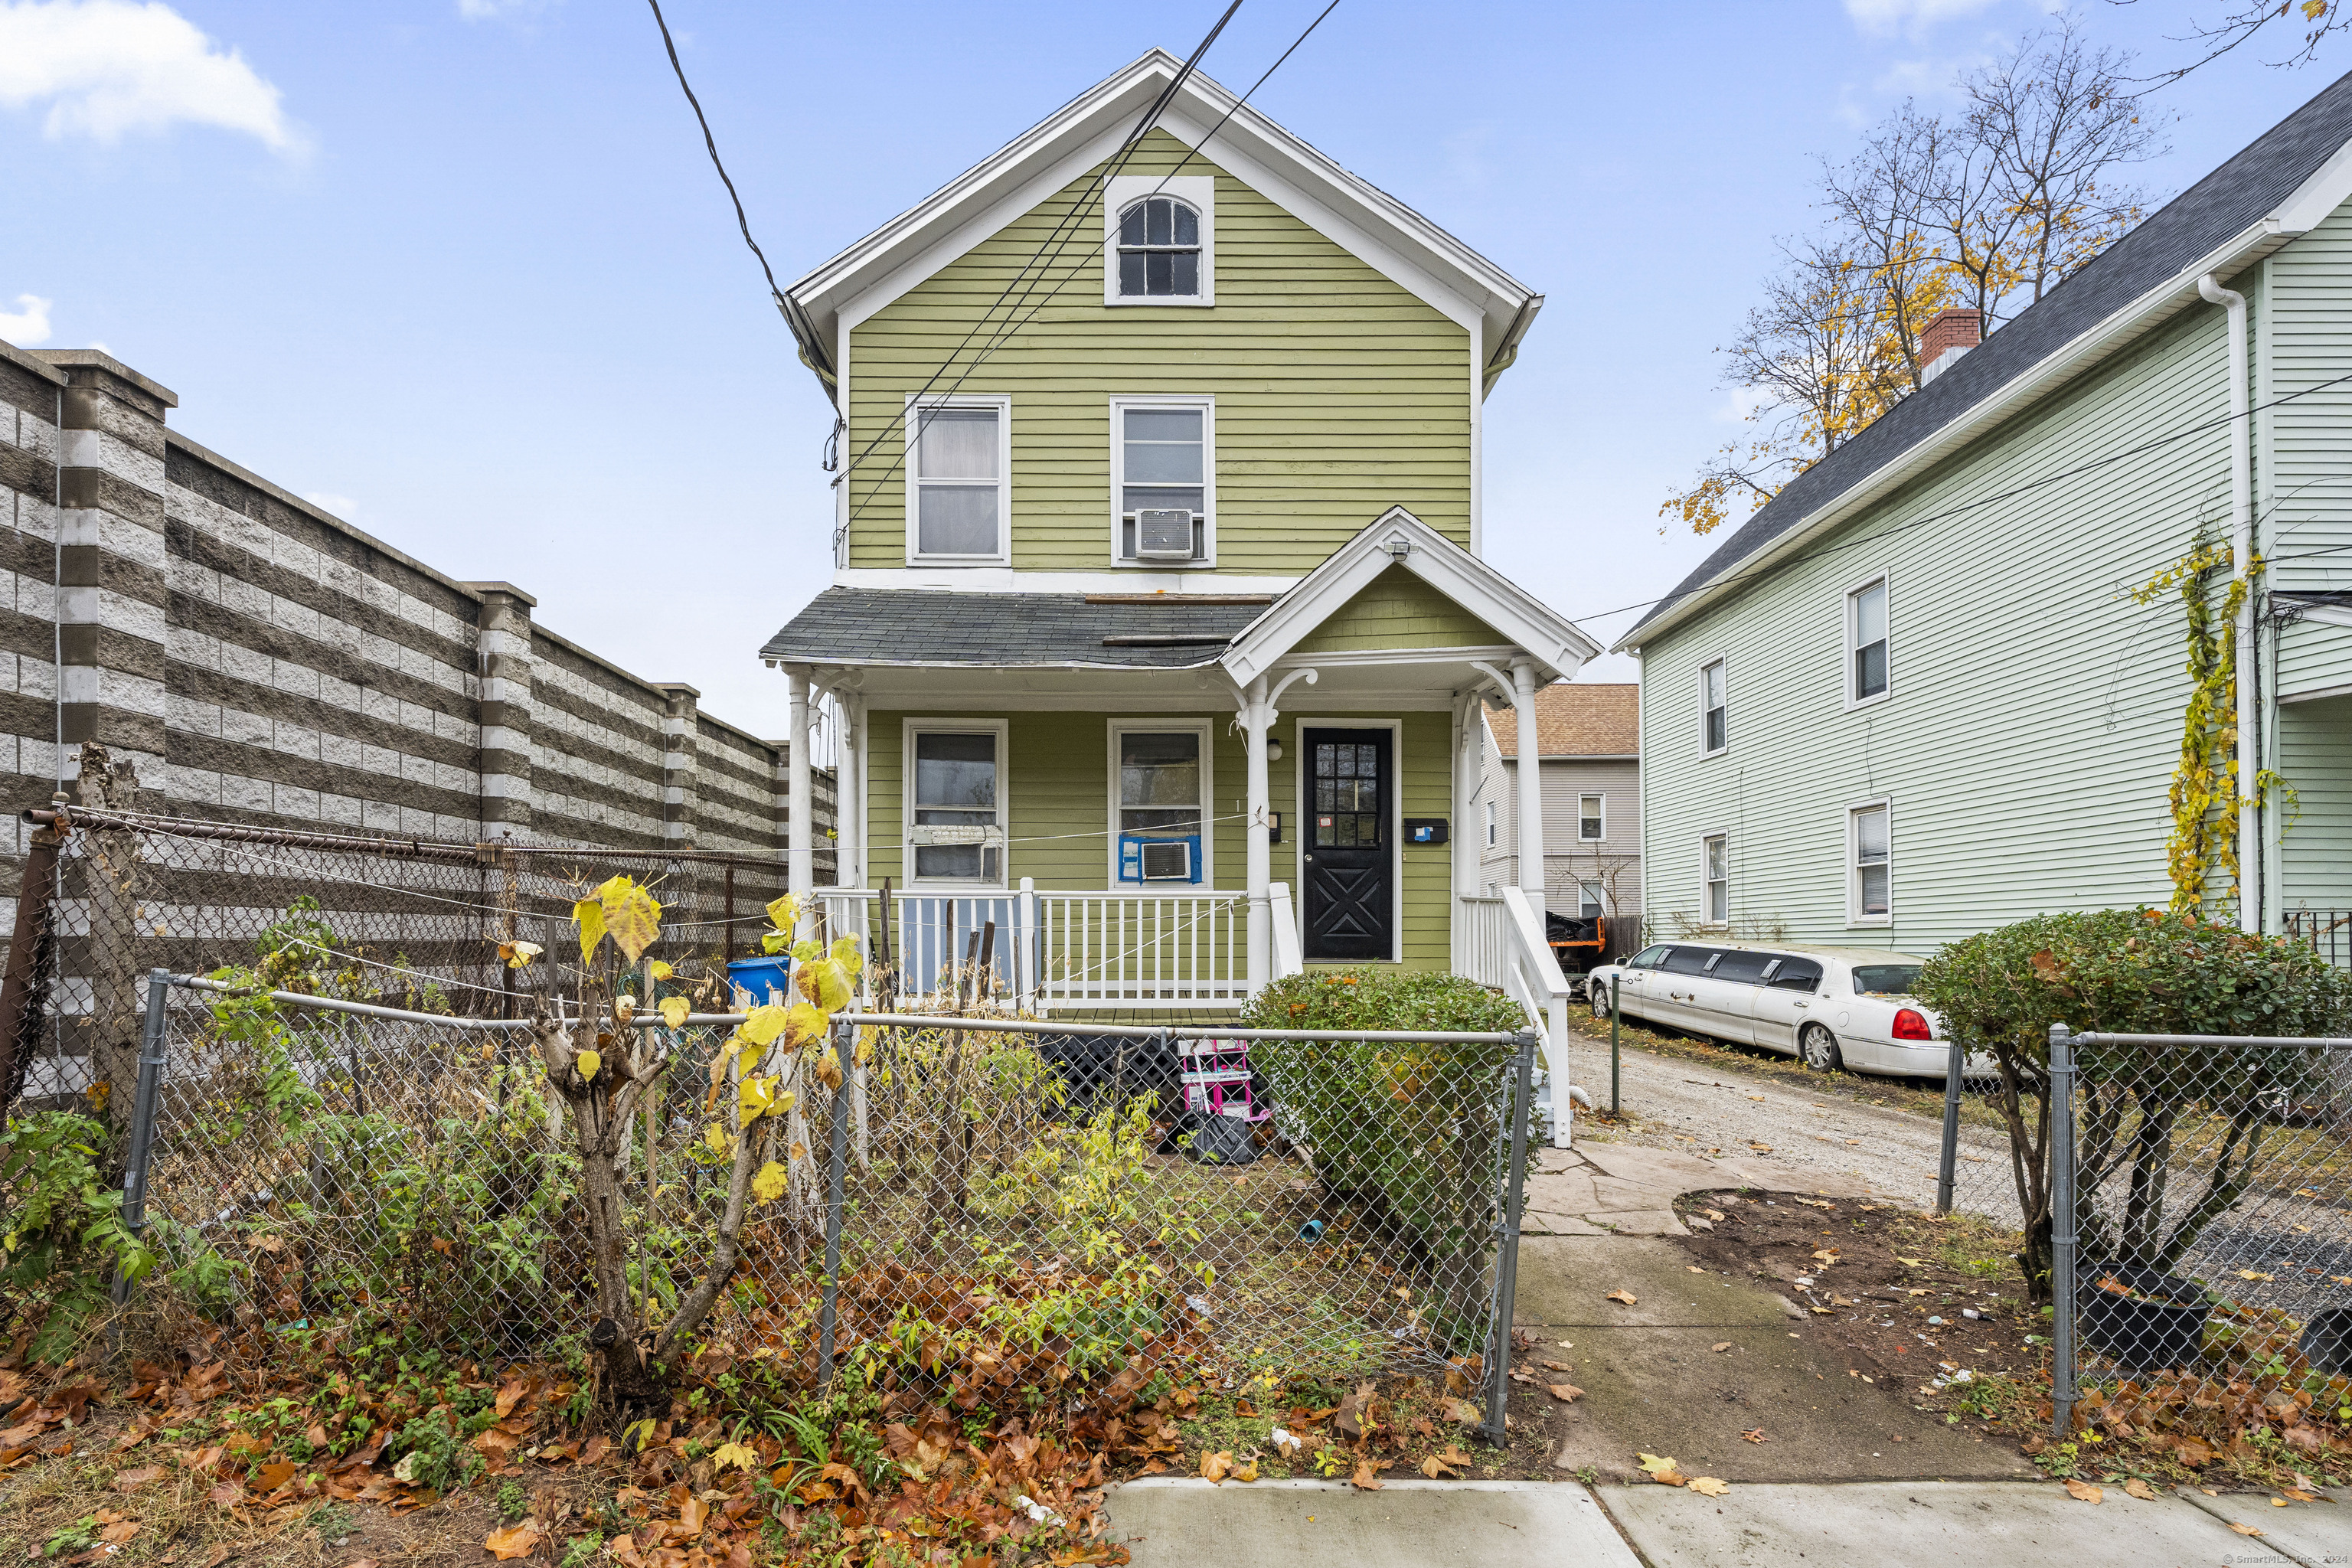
[758,50,1599,1014]
[1616,71,2352,959]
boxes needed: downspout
[2197,275,2259,934]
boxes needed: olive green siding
[1636,288,2248,950]
[865,707,1455,970]
[2278,696,2352,910]
[844,131,1474,574]
[1292,566,1508,653]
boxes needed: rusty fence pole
[0,818,64,1114]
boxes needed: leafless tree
[2110,0,2352,83]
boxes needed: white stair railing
[1268,882,1303,979]
[1499,885,1576,1148]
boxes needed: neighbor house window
[1700,660,1727,754]
[906,723,1004,884]
[1110,724,1208,884]
[1578,793,1603,841]
[1485,801,1497,847]
[1579,880,1606,919]
[906,397,1009,563]
[1105,175,1214,305]
[1702,834,1728,924]
[1849,577,1890,704]
[1112,399,1212,563]
[1851,802,1891,921]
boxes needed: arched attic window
[1116,196,1202,298]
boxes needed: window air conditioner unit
[1135,508,1195,560]
[1140,839,1193,880]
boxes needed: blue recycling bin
[725,956,792,1004]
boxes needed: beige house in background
[1478,684,1641,953]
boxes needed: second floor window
[1850,577,1890,704]
[1579,793,1603,841]
[1115,401,1210,562]
[1116,196,1201,297]
[909,399,1008,561]
[1700,659,1727,754]
[1485,801,1496,847]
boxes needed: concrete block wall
[0,336,828,872]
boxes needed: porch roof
[759,587,1263,669]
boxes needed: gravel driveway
[1557,1028,2020,1223]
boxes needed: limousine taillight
[1893,1008,1932,1041]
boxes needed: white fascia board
[1221,508,1601,686]
[2291,601,2352,630]
[1610,216,2308,656]
[831,567,1301,593]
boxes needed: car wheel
[1799,1024,1843,1073]
[1590,985,1614,1021]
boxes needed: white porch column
[1242,674,1272,990]
[784,665,814,939]
[1511,658,1546,923]
[1449,691,1482,968]
[834,696,862,890]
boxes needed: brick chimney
[1919,306,1982,384]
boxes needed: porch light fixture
[1266,739,1282,762]
[1384,536,1411,560]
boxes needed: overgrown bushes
[1918,907,2352,1301]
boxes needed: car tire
[1799,1024,1843,1073]
[1590,984,1615,1021]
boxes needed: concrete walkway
[1521,1141,1874,1237]
[1109,1478,2352,1568]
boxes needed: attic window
[1104,175,1214,307]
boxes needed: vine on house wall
[2135,538,2293,917]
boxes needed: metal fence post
[112,969,172,1307]
[1483,1030,1537,1446]
[2047,1022,2078,1439]
[1936,1038,1964,1214]
[1609,975,1622,1119]
[818,1016,854,1388]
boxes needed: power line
[1577,365,2352,642]
[644,0,794,332]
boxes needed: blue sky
[0,0,2330,723]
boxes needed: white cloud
[1715,384,1775,424]
[0,293,52,345]
[0,1,299,153]
[302,492,356,518]
[1843,0,2004,38]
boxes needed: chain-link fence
[1933,1029,2352,1435]
[103,973,1540,1436]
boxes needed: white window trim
[902,717,1010,888]
[903,394,1012,567]
[1698,656,1730,758]
[1846,796,1893,926]
[1577,792,1605,841]
[1844,570,1893,712]
[1103,174,1216,308]
[1103,717,1216,889]
[1577,879,1610,917]
[1107,394,1216,568]
[1699,831,1730,927]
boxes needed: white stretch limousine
[1586,941,1968,1080]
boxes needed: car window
[1854,963,1923,995]
[1660,946,1722,975]
[1710,950,1778,985]
[1629,946,1671,969]
[1768,959,1824,993]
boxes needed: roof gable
[1621,66,2352,650]
[785,50,1538,401]
[1292,565,1509,654]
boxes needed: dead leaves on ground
[482,1522,542,1559]
[1605,1290,1638,1306]
[2063,1478,2103,1504]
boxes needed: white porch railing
[1455,894,1509,989]
[1495,885,1576,1148]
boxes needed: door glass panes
[1854,805,1890,916]
[1116,197,1201,296]
[1853,580,1889,700]
[1702,661,1727,752]
[1703,834,1729,923]
[914,731,998,881]
[915,407,1000,557]
[1312,741,1383,848]
[1119,407,1206,558]
[1119,731,1201,838]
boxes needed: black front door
[1302,728,1393,961]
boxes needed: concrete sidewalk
[1109,1478,2351,1567]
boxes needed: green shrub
[0,1111,155,1362]
[1918,908,2352,1300]
[1239,969,1525,1335]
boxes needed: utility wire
[645,0,794,328]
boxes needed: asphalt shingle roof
[759,587,1269,668]
[1485,683,1639,758]
[1624,67,2352,645]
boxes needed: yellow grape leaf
[704,1124,730,1156]
[741,1004,791,1047]
[791,938,822,963]
[751,1161,787,1203]
[575,1049,603,1083]
[786,1002,831,1048]
[1689,1476,1729,1498]
[798,958,852,1013]
[574,896,606,965]
[830,935,864,977]
[762,930,791,956]
[622,1418,658,1454]
[765,893,799,934]
[648,960,674,981]
[813,1052,845,1092]
[599,878,662,964]
[500,940,541,969]
[740,1076,797,1124]
[712,1441,759,1472]
[658,996,691,1031]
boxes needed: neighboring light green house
[1616,73,2352,959]
[758,50,1598,1011]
